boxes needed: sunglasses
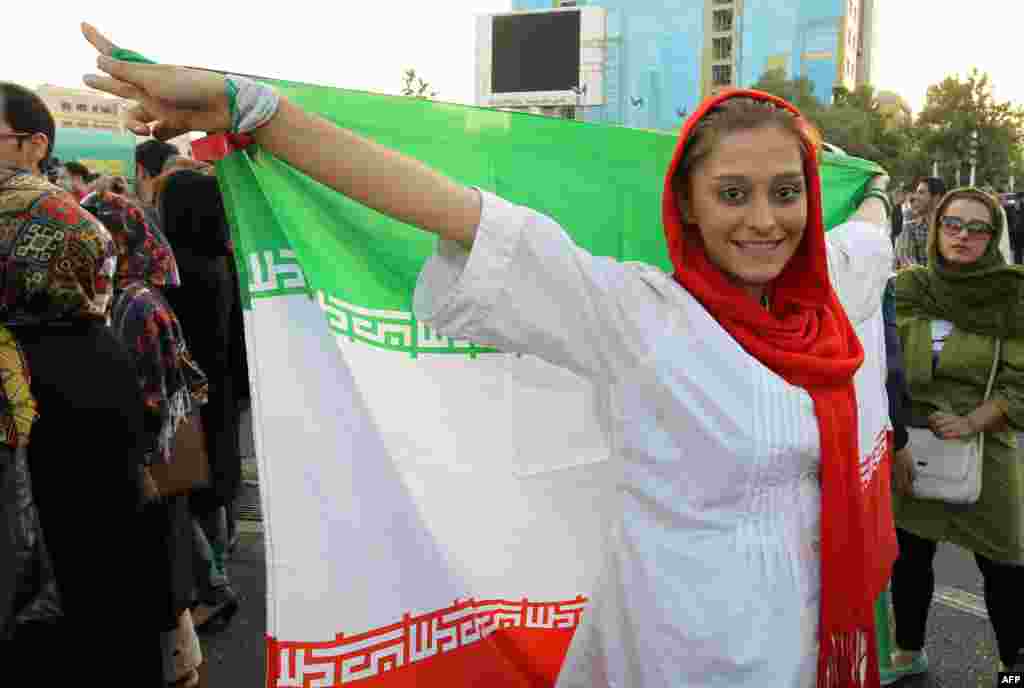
[0,131,35,142]
[939,216,994,239]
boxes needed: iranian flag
[196,82,883,688]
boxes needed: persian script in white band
[272,595,587,687]
[317,291,497,357]
[859,428,888,489]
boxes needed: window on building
[712,64,732,86]
[100,105,114,115]
[61,120,74,127]
[713,0,732,4]
[713,37,733,61]
[76,103,89,112]
[60,101,72,112]
[713,9,733,32]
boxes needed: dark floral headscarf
[0,168,116,325]
[81,190,180,289]
[81,186,205,466]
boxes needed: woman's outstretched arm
[81,23,481,248]
[253,97,481,248]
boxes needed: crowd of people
[3,19,1024,687]
[891,176,1024,268]
[0,81,249,686]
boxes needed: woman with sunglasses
[887,188,1024,682]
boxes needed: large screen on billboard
[491,10,581,94]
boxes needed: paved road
[195,408,264,687]
[197,527,266,688]
[197,410,1011,686]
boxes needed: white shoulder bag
[909,338,1001,505]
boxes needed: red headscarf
[663,89,897,687]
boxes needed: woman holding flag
[79,23,897,687]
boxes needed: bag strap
[983,339,1002,402]
[977,338,1002,455]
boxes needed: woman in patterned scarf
[82,189,207,687]
[0,163,164,683]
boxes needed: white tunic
[413,190,893,688]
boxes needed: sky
[6,1,1023,117]
[872,1,1024,114]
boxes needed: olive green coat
[893,316,1024,563]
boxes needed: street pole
[969,131,978,187]
[932,160,939,178]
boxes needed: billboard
[492,11,581,94]
[476,6,606,108]
[53,127,137,181]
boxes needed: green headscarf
[894,187,1024,389]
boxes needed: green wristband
[110,48,158,65]
[225,78,241,134]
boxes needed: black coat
[882,278,909,452]
[160,171,242,513]
[0,445,60,638]
[9,321,164,684]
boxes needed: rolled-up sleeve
[825,220,894,325]
[413,189,668,382]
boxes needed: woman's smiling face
[679,124,808,302]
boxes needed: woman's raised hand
[80,23,483,245]
[81,23,231,140]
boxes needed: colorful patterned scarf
[0,167,116,325]
[81,190,206,465]
[81,190,180,289]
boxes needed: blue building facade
[509,0,866,132]
[739,0,861,104]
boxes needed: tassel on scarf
[816,627,880,688]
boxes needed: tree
[746,68,1024,191]
[831,84,878,112]
[916,69,1024,189]
[817,84,918,183]
[884,122,932,189]
[401,69,439,99]
[750,68,822,116]
[747,69,1024,191]
[752,72,904,176]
